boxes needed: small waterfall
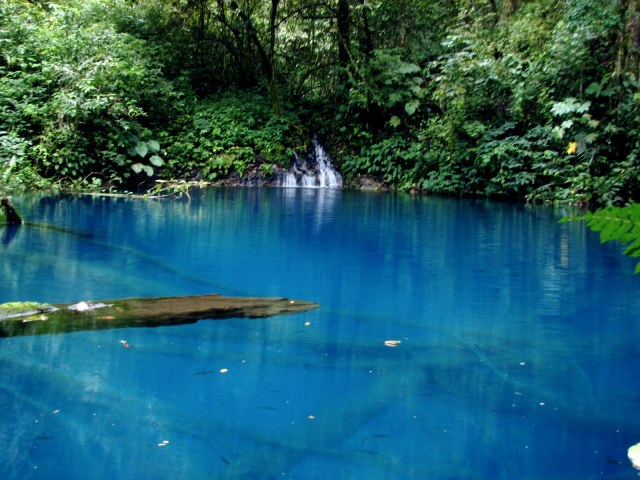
[313,140,342,188]
[273,138,342,188]
[282,172,297,187]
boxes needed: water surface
[1,189,639,479]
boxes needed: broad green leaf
[131,163,143,174]
[142,165,154,176]
[405,99,419,116]
[585,82,602,97]
[147,140,160,153]
[389,116,401,128]
[149,155,164,167]
[397,62,420,75]
[135,142,148,158]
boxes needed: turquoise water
[1,188,639,479]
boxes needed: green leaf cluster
[564,204,640,273]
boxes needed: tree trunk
[230,0,281,114]
[337,0,351,68]
[0,294,318,337]
[269,0,281,115]
[357,0,373,57]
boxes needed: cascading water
[313,140,342,188]
[274,138,343,188]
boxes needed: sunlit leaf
[397,62,420,74]
[149,155,164,167]
[147,140,160,153]
[404,99,419,116]
[135,142,148,158]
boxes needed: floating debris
[119,340,130,349]
[384,340,401,347]
[68,302,110,312]
[219,368,229,374]
[307,415,315,420]
[304,321,311,327]
[157,440,170,447]
[629,442,640,469]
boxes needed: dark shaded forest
[1,0,640,205]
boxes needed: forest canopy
[1,0,640,205]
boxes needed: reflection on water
[1,190,639,479]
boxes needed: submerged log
[0,294,318,337]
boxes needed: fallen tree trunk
[0,294,318,337]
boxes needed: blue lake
[1,188,639,479]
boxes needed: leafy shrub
[163,91,307,181]
[0,0,180,188]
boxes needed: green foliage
[0,0,181,188]
[129,138,164,178]
[164,91,306,181]
[2,0,640,203]
[347,49,427,126]
[564,203,640,273]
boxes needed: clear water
[1,189,639,480]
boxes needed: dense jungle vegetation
[1,0,640,206]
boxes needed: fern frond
[563,203,640,273]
